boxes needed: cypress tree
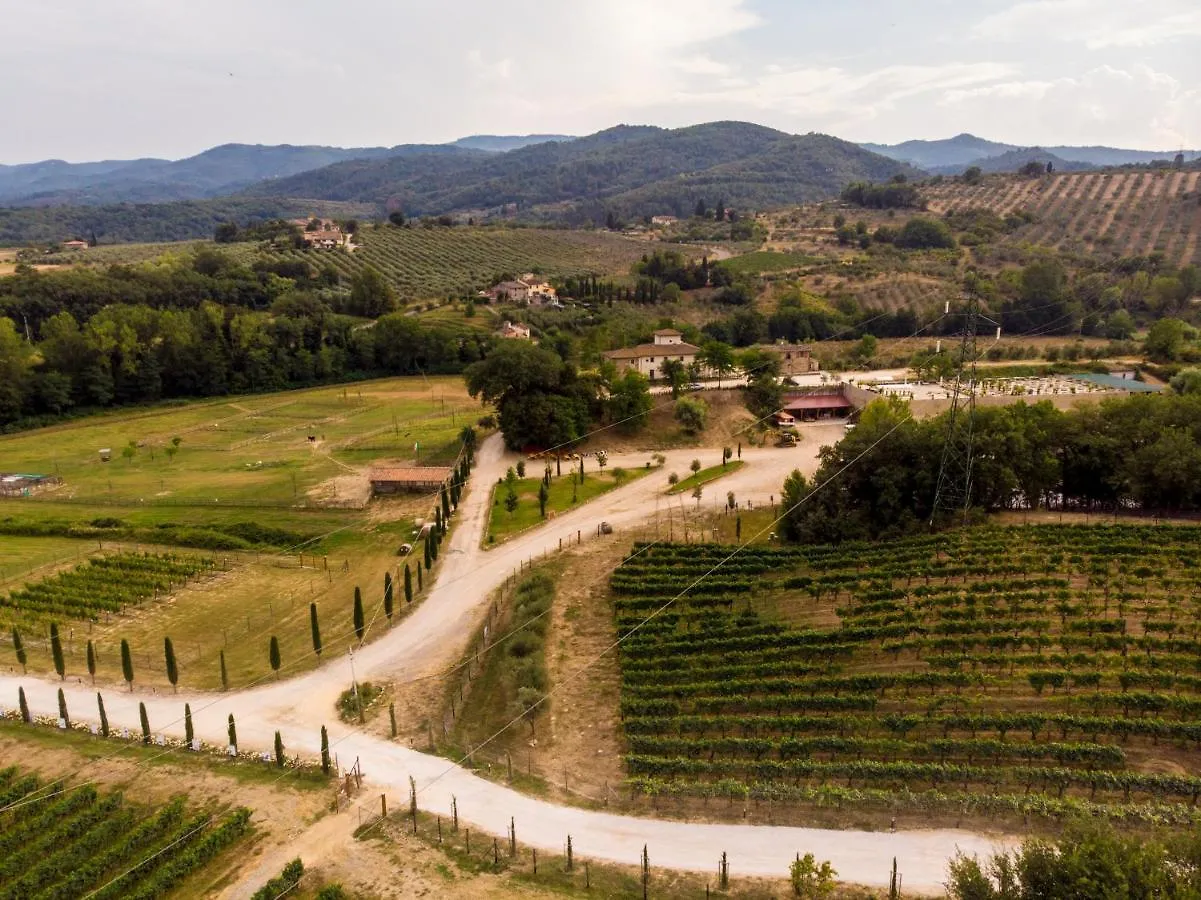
[86,640,96,684]
[120,639,134,691]
[184,703,194,747]
[353,587,365,643]
[320,725,331,775]
[310,603,322,657]
[219,649,228,691]
[50,620,65,677]
[164,637,178,693]
[50,623,66,680]
[404,564,413,605]
[97,692,108,737]
[12,627,26,674]
[383,572,394,621]
[57,688,69,728]
[274,730,285,768]
[139,702,151,744]
[269,635,281,678]
[227,714,237,754]
[18,686,30,723]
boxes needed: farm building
[0,473,62,497]
[368,466,453,495]
[782,387,857,420]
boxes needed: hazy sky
[5,0,1200,162]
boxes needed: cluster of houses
[602,329,819,381]
[291,218,349,250]
[480,274,559,306]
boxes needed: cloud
[939,65,1201,149]
[974,0,1201,49]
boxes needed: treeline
[0,252,490,427]
[783,393,1201,543]
[840,179,921,209]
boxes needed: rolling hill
[241,121,921,224]
[864,133,1200,174]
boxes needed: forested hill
[239,122,920,223]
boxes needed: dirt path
[0,428,1013,893]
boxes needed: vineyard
[923,170,1201,266]
[229,227,683,302]
[0,766,249,899]
[2,552,214,622]
[611,525,1201,826]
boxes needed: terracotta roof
[368,466,453,483]
[603,342,700,360]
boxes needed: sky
[4,0,1200,163]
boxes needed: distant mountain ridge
[240,121,920,224]
[862,133,1201,173]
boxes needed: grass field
[485,466,652,544]
[666,460,744,496]
[0,375,481,689]
[0,763,249,898]
[611,524,1201,828]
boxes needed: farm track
[0,427,1014,894]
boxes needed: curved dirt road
[0,426,1011,894]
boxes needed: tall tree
[353,587,365,643]
[164,636,178,692]
[269,635,282,678]
[310,603,322,657]
[50,623,65,680]
[120,638,134,691]
[11,627,25,674]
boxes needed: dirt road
[0,425,1011,893]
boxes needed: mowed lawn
[0,375,478,506]
[486,466,652,544]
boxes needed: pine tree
[228,714,238,754]
[404,564,413,605]
[320,725,331,775]
[383,572,394,621]
[164,637,178,693]
[184,703,194,747]
[18,686,30,723]
[57,688,69,728]
[97,692,108,737]
[12,627,25,674]
[353,587,365,644]
[86,640,96,684]
[219,649,228,691]
[139,702,151,744]
[50,623,65,680]
[310,603,322,657]
[274,730,285,768]
[269,635,281,678]
[120,639,134,691]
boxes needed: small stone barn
[368,466,453,495]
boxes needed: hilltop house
[499,321,531,340]
[603,329,701,380]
